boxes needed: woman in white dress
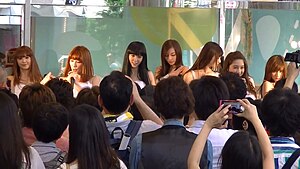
[9,46,42,97]
[62,46,101,98]
[122,41,155,89]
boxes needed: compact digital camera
[285,50,300,68]
[220,100,244,114]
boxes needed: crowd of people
[0,39,299,169]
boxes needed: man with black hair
[130,77,212,169]
[262,88,300,168]
[98,71,162,166]
[31,102,69,168]
[187,76,237,169]
[99,71,162,133]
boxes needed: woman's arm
[284,62,300,89]
[188,105,229,169]
[154,66,162,83]
[129,77,163,125]
[147,71,156,86]
[237,99,274,169]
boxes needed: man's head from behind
[262,88,300,137]
[32,102,69,143]
[99,71,133,115]
[190,76,230,120]
[19,83,56,128]
[154,76,194,120]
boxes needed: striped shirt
[271,137,300,169]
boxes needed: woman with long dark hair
[0,92,45,169]
[60,104,126,169]
[183,41,223,84]
[122,41,155,89]
[155,39,189,82]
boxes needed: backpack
[43,151,67,169]
[110,120,142,167]
[282,148,300,169]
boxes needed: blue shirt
[270,137,300,169]
[129,119,213,169]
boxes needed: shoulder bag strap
[282,148,300,169]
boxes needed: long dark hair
[157,39,184,80]
[67,104,120,169]
[0,92,31,169]
[186,41,223,73]
[122,41,150,85]
[221,51,256,96]
[220,131,262,169]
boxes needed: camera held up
[285,50,300,68]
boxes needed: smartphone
[219,100,244,114]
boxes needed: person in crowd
[183,41,223,84]
[62,46,101,97]
[45,78,75,111]
[187,76,236,168]
[32,102,68,167]
[188,99,274,169]
[130,77,212,169]
[99,71,162,134]
[155,39,189,82]
[8,46,43,97]
[0,91,45,169]
[221,51,257,99]
[19,83,69,152]
[260,55,286,98]
[122,41,155,89]
[262,88,300,168]
[0,66,18,107]
[274,78,298,93]
[60,104,127,169]
[75,86,102,111]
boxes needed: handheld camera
[220,100,244,114]
[285,50,300,68]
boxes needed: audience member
[262,88,300,168]
[0,92,45,169]
[99,71,162,133]
[155,39,189,82]
[62,46,101,97]
[260,55,286,98]
[188,99,274,169]
[122,41,155,88]
[275,78,298,93]
[45,78,75,110]
[130,76,211,169]
[184,42,223,84]
[0,66,18,107]
[221,51,256,99]
[75,86,102,111]
[32,102,69,168]
[60,104,127,169]
[187,76,236,169]
[19,83,69,152]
